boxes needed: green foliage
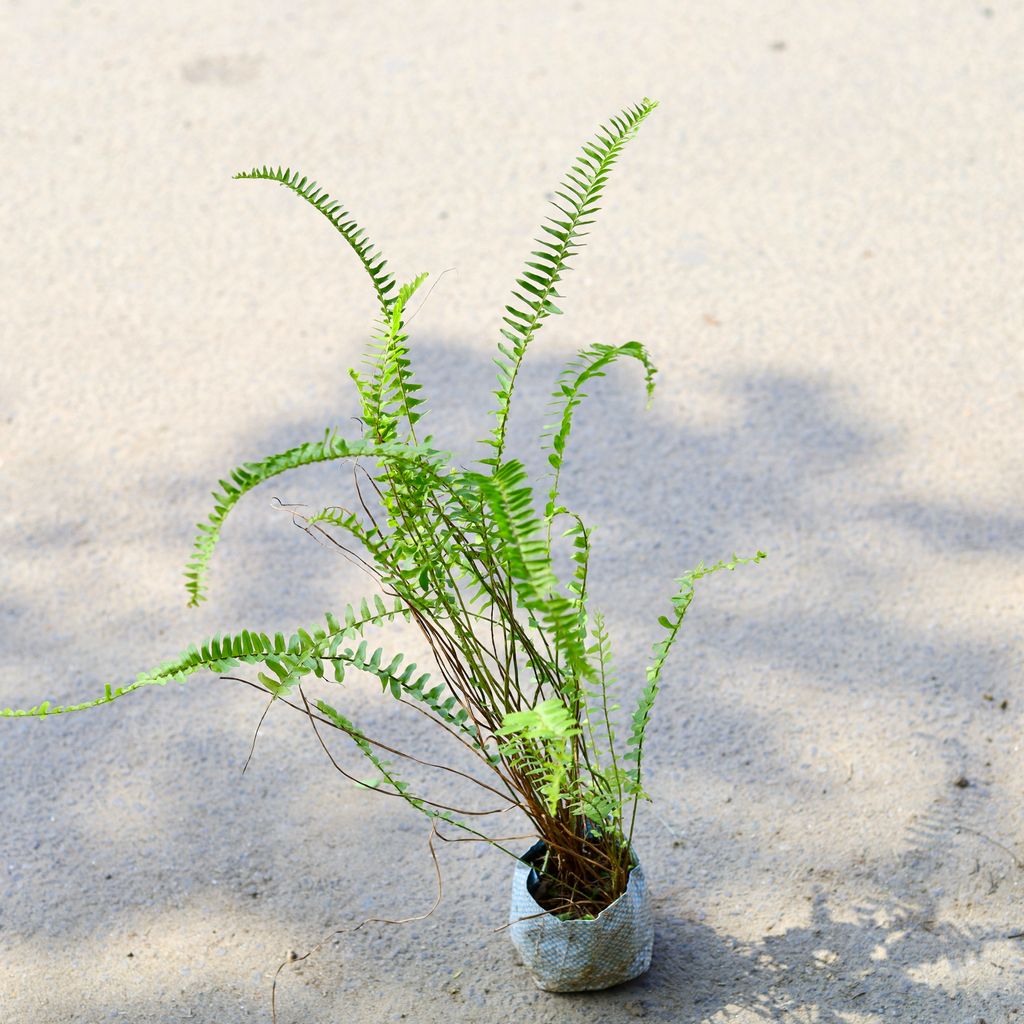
[184,433,445,606]
[544,341,657,519]
[3,99,764,916]
[2,599,404,715]
[498,698,581,815]
[623,551,767,837]
[484,98,659,467]
[234,166,396,316]
[469,461,593,688]
[350,272,430,443]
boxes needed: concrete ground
[2,2,1023,1021]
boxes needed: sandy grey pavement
[2,2,1023,1021]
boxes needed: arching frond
[235,166,396,316]
[184,432,447,605]
[543,340,657,518]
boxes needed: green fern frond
[624,551,767,805]
[563,512,591,610]
[350,272,430,444]
[483,97,658,467]
[554,512,592,695]
[470,462,593,687]
[184,432,446,606]
[575,765,637,825]
[543,341,657,518]
[0,601,405,718]
[235,166,396,316]
[305,494,450,616]
[0,592,484,756]
[579,610,619,779]
[472,461,557,597]
[330,638,434,710]
[497,697,581,815]
[303,505,409,595]
[316,698,427,808]
[315,700,509,847]
[497,696,581,742]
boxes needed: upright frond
[357,272,430,443]
[624,551,767,842]
[469,462,593,688]
[482,97,658,467]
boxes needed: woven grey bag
[508,841,655,992]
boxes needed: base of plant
[508,841,654,992]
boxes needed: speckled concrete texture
[2,2,1023,1021]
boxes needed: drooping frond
[315,699,513,851]
[1,597,486,755]
[184,432,447,606]
[483,97,658,467]
[0,601,406,718]
[303,504,444,617]
[543,341,657,518]
[234,166,396,316]
[316,698,426,807]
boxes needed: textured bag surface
[508,841,655,992]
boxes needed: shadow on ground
[3,333,1022,1021]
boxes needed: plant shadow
[2,328,1023,1020]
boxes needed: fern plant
[2,97,764,919]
